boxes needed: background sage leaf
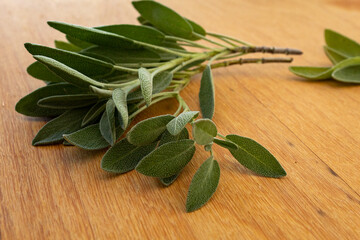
[325,29,360,58]
[135,139,196,178]
[192,119,217,145]
[186,18,206,40]
[186,156,220,212]
[127,114,174,146]
[166,111,199,136]
[289,66,332,80]
[101,138,157,173]
[27,61,64,83]
[32,107,89,146]
[63,124,109,150]
[81,100,107,126]
[324,46,346,64]
[226,134,286,178]
[160,174,179,186]
[54,40,82,52]
[138,67,153,106]
[66,35,93,49]
[112,88,129,129]
[37,94,98,109]
[199,65,215,119]
[100,99,117,145]
[331,64,360,83]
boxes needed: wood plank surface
[1,0,360,239]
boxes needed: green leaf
[226,134,286,178]
[213,138,238,150]
[127,114,174,146]
[199,65,215,119]
[112,88,129,129]
[15,82,86,117]
[192,119,217,145]
[81,100,107,126]
[100,99,117,145]
[101,139,157,174]
[127,71,173,102]
[160,174,179,186]
[325,29,360,58]
[27,61,64,83]
[132,0,193,39]
[332,64,360,83]
[37,94,98,109]
[66,35,93,49]
[48,21,140,49]
[33,55,103,88]
[324,46,346,65]
[186,156,220,212]
[63,124,109,150]
[54,40,82,52]
[166,111,199,135]
[186,18,206,40]
[135,139,196,178]
[138,67,153,106]
[32,107,89,146]
[25,43,114,77]
[96,24,165,46]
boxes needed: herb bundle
[16,0,302,212]
[290,29,360,83]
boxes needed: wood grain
[1,0,360,239]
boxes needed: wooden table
[1,0,360,239]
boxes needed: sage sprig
[16,0,301,212]
[290,29,360,83]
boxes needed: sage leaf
[66,35,93,49]
[213,138,238,150]
[100,99,117,145]
[325,29,360,58]
[33,55,103,88]
[127,71,173,102]
[37,94,98,109]
[96,24,165,46]
[192,119,217,145]
[127,114,174,146]
[112,88,129,129]
[186,18,206,40]
[54,40,82,52]
[101,139,157,174]
[199,65,215,119]
[332,64,360,83]
[135,139,196,178]
[324,46,346,65]
[226,134,286,178]
[27,61,64,83]
[138,67,153,106]
[81,100,107,126]
[160,174,179,186]
[63,124,109,150]
[132,1,193,39]
[166,111,199,135]
[25,43,114,77]
[186,156,220,212]
[32,107,89,146]
[48,21,140,49]
[15,82,86,117]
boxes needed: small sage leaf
[37,94,98,109]
[199,65,215,119]
[63,124,109,150]
[112,88,129,129]
[213,138,238,150]
[226,134,286,178]
[127,114,174,146]
[324,46,346,65]
[100,99,117,146]
[160,174,179,186]
[82,100,107,126]
[101,138,157,174]
[186,156,220,212]
[66,35,93,49]
[331,64,360,83]
[192,119,217,145]
[135,139,196,178]
[27,61,64,83]
[186,18,206,40]
[166,111,199,136]
[325,29,360,58]
[32,107,89,146]
[138,67,153,106]
[54,40,82,52]
[204,143,212,152]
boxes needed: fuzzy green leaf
[66,35,93,49]
[138,67,153,106]
[199,65,215,119]
[213,138,238,150]
[192,119,217,145]
[54,40,82,52]
[166,111,199,135]
[186,156,220,212]
[100,99,117,146]
[101,138,157,174]
[81,100,107,126]
[226,134,286,178]
[325,29,360,58]
[112,88,129,129]
[127,114,174,146]
[332,64,360,83]
[37,94,98,109]
[136,139,196,178]
[324,46,347,65]
[186,18,206,40]
[27,61,64,83]
[159,174,180,186]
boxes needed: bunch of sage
[16,0,301,212]
[290,29,360,83]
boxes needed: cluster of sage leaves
[16,0,298,212]
[290,29,360,83]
